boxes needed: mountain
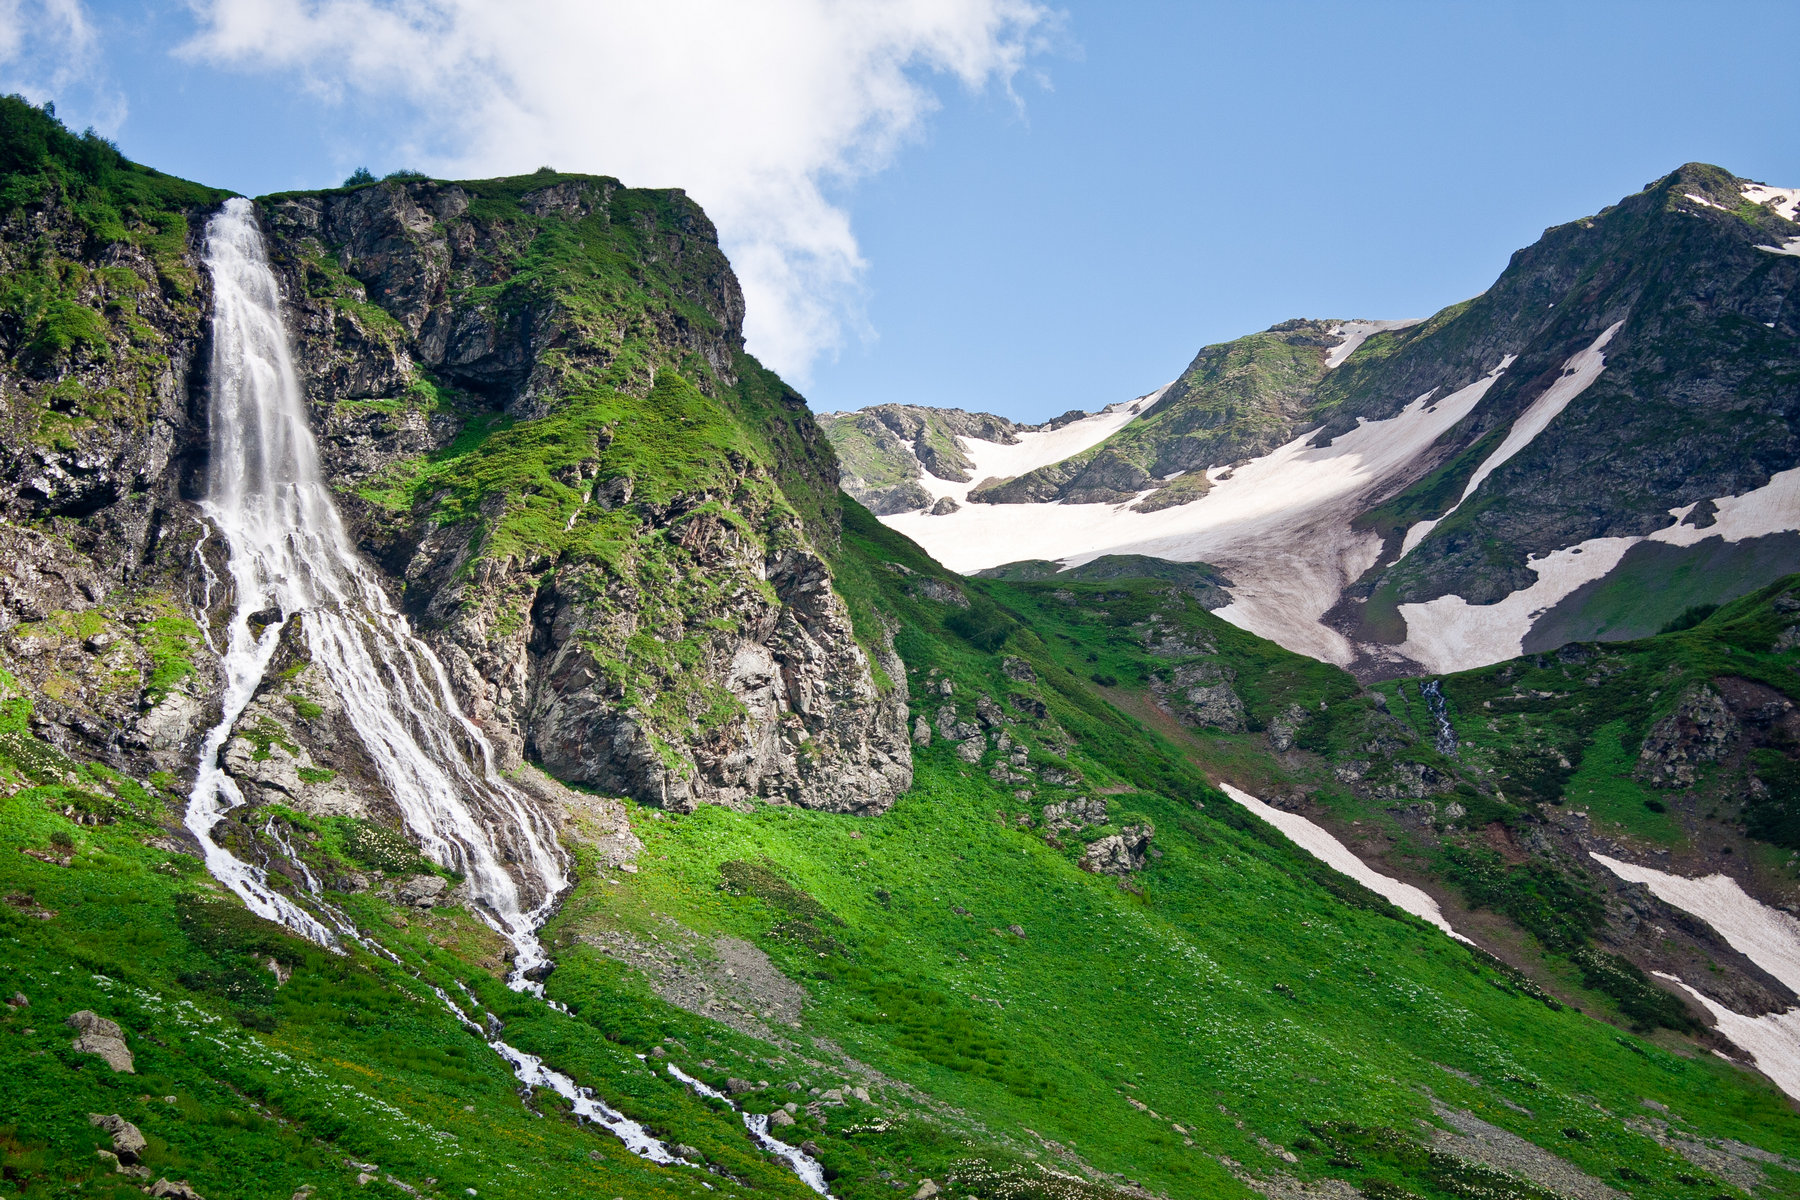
[5,95,1800,1200]
[822,164,1800,678]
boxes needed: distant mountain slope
[837,164,1800,677]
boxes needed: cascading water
[1419,679,1458,757]
[185,197,567,982]
[180,198,824,1189]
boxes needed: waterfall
[1419,679,1458,757]
[185,197,568,985]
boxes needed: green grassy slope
[2,101,1799,1200]
[8,525,1800,1200]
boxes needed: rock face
[238,178,912,817]
[0,113,910,933]
[1153,660,1247,733]
[1638,684,1740,787]
[818,404,1025,514]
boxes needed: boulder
[67,1010,133,1072]
[88,1113,146,1162]
[911,716,931,746]
[1637,684,1739,787]
[147,1181,204,1199]
[769,1108,795,1127]
[397,875,449,908]
[913,1181,941,1200]
[1001,656,1036,683]
[1079,824,1154,875]
[1266,703,1309,752]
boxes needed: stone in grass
[147,1181,205,1199]
[88,1113,146,1163]
[397,875,449,909]
[769,1109,795,1127]
[913,1181,941,1200]
[954,738,985,764]
[1078,824,1154,876]
[66,1010,134,1072]
[725,1077,755,1094]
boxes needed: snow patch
[1658,977,1800,1102]
[1588,852,1800,1100]
[890,360,1516,665]
[1590,855,1800,992]
[913,387,1165,508]
[1220,783,1470,942]
[1396,330,1619,566]
[1743,183,1800,223]
[1683,192,1732,211]
[1397,466,1800,674]
[1457,323,1622,502]
[1324,318,1423,370]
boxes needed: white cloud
[0,0,123,130]
[181,0,1055,382]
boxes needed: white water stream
[186,197,566,980]
[666,1063,831,1195]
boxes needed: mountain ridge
[823,161,1800,679]
[3,95,1800,1200]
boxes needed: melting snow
[1324,319,1423,370]
[1398,465,1800,674]
[1743,183,1800,223]
[1590,854,1800,1100]
[1683,192,1733,211]
[891,361,1516,665]
[1397,327,1619,563]
[1219,783,1470,942]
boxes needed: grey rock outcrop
[1042,797,1107,830]
[1638,684,1739,787]
[1159,661,1246,732]
[88,1113,146,1163]
[67,1010,133,1072]
[1079,824,1154,875]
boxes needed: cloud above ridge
[181,0,1055,383]
[0,0,121,129]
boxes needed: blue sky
[15,1,1799,422]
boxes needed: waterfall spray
[186,197,567,984]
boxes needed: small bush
[944,603,1015,652]
[341,166,376,187]
[1659,604,1718,634]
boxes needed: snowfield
[1323,319,1422,369]
[1592,853,1800,1100]
[887,341,1512,666]
[1220,783,1469,942]
[1398,465,1800,674]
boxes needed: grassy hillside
[8,504,1800,1197]
[1,99,1798,1200]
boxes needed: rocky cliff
[0,99,910,824]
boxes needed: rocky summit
[4,94,1800,1200]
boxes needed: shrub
[1658,604,1718,634]
[944,603,1014,652]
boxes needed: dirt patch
[580,921,805,1040]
